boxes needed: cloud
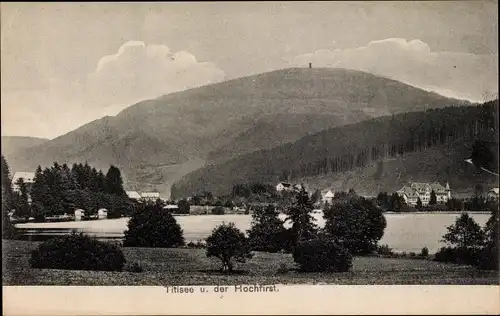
[1,41,226,139]
[86,41,226,109]
[292,38,498,102]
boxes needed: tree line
[1,155,134,221]
[279,101,498,181]
[171,100,498,198]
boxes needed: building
[276,182,303,193]
[12,171,35,192]
[141,192,160,202]
[397,182,451,206]
[321,190,335,204]
[126,191,142,201]
[276,182,293,192]
[488,188,499,200]
[163,205,179,212]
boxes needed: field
[3,240,498,286]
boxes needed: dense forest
[2,159,135,221]
[172,100,498,198]
[279,100,498,181]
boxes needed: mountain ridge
[3,68,469,198]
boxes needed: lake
[15,212,490,253]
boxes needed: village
[6,168,499,223]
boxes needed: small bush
[434,246,479,265]
[2,213,17,240]
[30,232,125,271]
[293,238,352,272]
[377,244,394,256]
[477,245,499,270]
[409,251,417,257]
[434,246,454,262]
[107,211,122,219]
[275,263,288,275]
[187,240,206,249]
[123,204,184,248]
[211,206,225,215]
[195,240,206,248]
[126,262,144,273]
[420,246,429,257]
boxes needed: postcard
[2,2,499,315]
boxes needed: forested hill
[5,68,467,198]
[172,100,499,198]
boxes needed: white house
[126,191,142,200]
[98,208,108,219]
[12,171,35,192]
[321,190,335,204]
[141,192,160,202]
[488,188,499,200]
[74,209,85,221]
[276,182,293,192]
[397,182,451,206]
[276,182,303,193]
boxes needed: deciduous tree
[206,223,252,273]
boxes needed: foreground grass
[3,240,498,285]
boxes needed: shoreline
[13,210,491,226]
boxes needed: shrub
[126,262,144,273]
[247,204,287,253]
[195,240,206,248]
[376,244,394,256]
[275,263,288,275]
[206,223,253,273]
[324,195,386,255]
[477,245,499,270]
[30,232,125,271]
[177,199,191,214]
[123,204,184,248]
[477,209,499,270]
[420,246,429,257]
[2,212,17,240]
[293,238,352,272]
[211,206,225,215]
[433,246,479,265]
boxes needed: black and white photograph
[1,1,499,314]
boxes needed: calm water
[15,212,490,253]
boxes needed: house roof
[141,192,160,198]
[489,188,499,195]
[277,182,292,187]
[410,182,431,191]
[126,191,142,199]
[12,172,35,184]
[398,186,419,198]
[430,182,446,193]
[163,205,179,209]
[323,190,335,198]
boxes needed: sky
[1,1,498,139]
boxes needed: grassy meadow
[3,240,498,286]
